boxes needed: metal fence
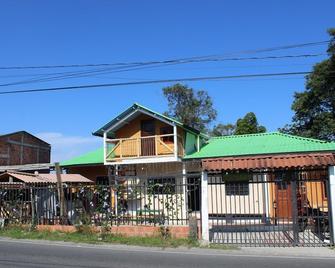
[0,174,201,228]
[207,169,332,247]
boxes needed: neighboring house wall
[67,165,108,183]
[0,131,50,165]
[208,175,266,217]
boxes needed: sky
[0,0,334,162]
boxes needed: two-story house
[60,103,335,246]
[62,103,205,222]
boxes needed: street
[0,238,334,268]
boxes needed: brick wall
[37,225,192,239]
[0,131,51,165]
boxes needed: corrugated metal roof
[0,163,51,172]
[60,147,104,167]
[202,153,335,171]
[0,172,44,183]
[0,171,93,184]
[185,132,335,159]
[39,174,93,183]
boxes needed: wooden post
[173,125,178,158]
[154,135,158,156]
[108,166,112,185]
[30,187,35,227]
[55,162,66,223]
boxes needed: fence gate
[207,169,332,247]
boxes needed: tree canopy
[163,83,217,131]
[281,29,335,141]
[235,112,267,135]
[211,112,266,136]
[211,123,236,136]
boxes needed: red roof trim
[202,153,335,171]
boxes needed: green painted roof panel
[60,148,104,167]
[184,132,335,159]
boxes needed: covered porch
[200,153,335,246]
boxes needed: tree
[234,112,266,135]
[163,83,217,131]
[211,123,235,136]
[211,112,266,136]
[281,29,335,141]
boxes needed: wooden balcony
[105,134,183,162]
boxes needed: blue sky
[0,1,334,161]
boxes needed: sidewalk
[231,247,335,259]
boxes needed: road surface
[0,238,334,268]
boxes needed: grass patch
[0,225,199,249]
[207,244,240,250]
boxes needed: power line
[0,40,329,70]
[0,53,324,88]
[0,71,312,95]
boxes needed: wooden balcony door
[141,120,155,156]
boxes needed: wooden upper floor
[93,103,206,165]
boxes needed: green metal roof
[184,132,335,159]
[93,103,205,138]
[61,132,335,167]
[60,147,104,167]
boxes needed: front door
[141,120,155,156]
[275,179,292,220]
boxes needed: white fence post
[115,165,119,216]
[329,166,335,245]
[182,162,188,225]
[201,170,209,243]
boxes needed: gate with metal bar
[207,169,332,246]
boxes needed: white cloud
[35,132,101,162]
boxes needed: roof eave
[92,103,205,138]
[184,149,335,160]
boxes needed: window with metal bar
[147,177,176,194]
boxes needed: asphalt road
[0,238,335,268]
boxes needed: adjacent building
[0,131,50,166]
[0,131,51,173]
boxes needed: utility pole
[55,162,66,224]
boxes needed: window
[225,182,249,196]
[222,173,250,196]
[160,126,174,143]
[147,177,176,194]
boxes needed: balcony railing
[105,134,181,162]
